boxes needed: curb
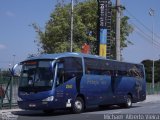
[0,108,22,113]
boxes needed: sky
[121,0,160,62]
[0,0,160,69]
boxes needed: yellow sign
[66,84,73,89]
[99,44,106,57]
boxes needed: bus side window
[56,63,65,86]
[63,57,83,81]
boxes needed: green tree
[33,0,133,57]
[142,60,160,83]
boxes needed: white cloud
[5,11,15,17]
[0,44,6,49]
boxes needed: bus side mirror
[11,63,21,77]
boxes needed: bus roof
[22,52,143,66]
[23,52,103,61]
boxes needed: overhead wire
[125,8,160,40]
[124,8,160,48]
[130,21,160,48]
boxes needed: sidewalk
[144,94,160,103]
[0,108,22,113]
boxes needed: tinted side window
[115,62,128,76]
[114,62,144,78]
[84,58,111,75]
[84,58,144,79]
[63,57,83,81]
[128,64,144,78]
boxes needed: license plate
[29,104,36,107]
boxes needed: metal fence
[146,82,160,95]
[0,76,18,109]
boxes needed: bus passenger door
[54,62,66,108]
[54,57,83,109]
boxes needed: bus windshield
[19,60,54,92]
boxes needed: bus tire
[124,95,132,108]
[72,97,84,113]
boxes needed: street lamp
[149,8,155,94]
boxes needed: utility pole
[149,8,155,93]
[70,0,74,52]
[116,0,121,61]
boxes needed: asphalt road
[1,101,160,120]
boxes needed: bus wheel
[125,95,132,108]
[73,97,84,113]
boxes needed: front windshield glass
[19,60,54,92]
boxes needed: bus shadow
[12,110,73,117]
[85,105,141,113]
[12,105,141,117]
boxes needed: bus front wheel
[124,95,132,108]
[72,97,84,113]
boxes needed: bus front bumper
[18,100,57,110]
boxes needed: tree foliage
[33,0,133,56]
[142,60,160,83]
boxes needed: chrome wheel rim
[127,97,132,106]
[75,100,82,111]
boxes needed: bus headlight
[42,96,54,102]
